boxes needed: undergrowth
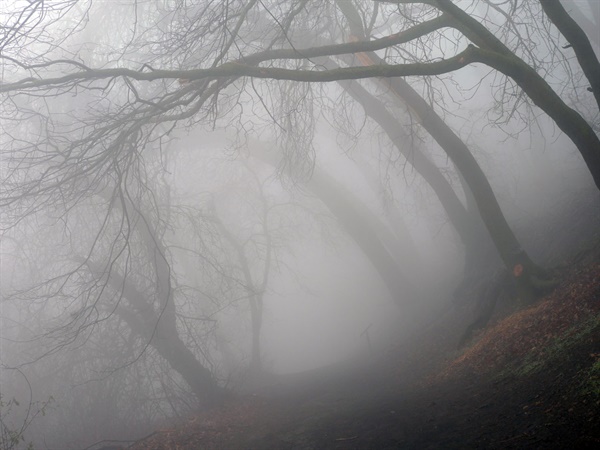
[501,313,600,379]
[580,355,600,398]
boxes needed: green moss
[496,314,600,380]
[580,358,600,397]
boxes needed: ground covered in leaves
[104,233,600,450]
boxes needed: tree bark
[470,45,600,191]
[539,0,600,110]
[556,0,600,49]
[326,60,485,261]
[115,302,221,408]
[385,71,545,303]
[79,192,221,407]
[338,0,544,303]
[429,0,600,191]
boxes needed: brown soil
[119,238,600,450]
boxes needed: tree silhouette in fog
[1,1,599,425]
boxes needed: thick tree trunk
[80,193,221,408]
[152,324,222,408]
[540,0,600,109]
[134,199,222,406]
[327,62,485,261]
[338,0,545,303]
[114,302,221,407]
[564,0,600,49]
[432,0,600,191]
[472,46,600,191]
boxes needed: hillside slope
[108,236,600,450]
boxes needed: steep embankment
[111,234,600,450]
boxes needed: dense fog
[0,1,598,448]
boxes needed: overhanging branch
[1,14,453,92]
[1,46,476,93]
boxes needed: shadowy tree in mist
[331,0,545,303]
[78,195,222,407]
[562,0,600,51]
[1,1,600,425]
[205,163,275,373]
[249,139,423,309]
[2,178,223,407]
[538,0,600,111]
[2,0,595,286]
[3,1,597,187]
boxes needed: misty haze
[0,1,599,449]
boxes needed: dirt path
[213,335,599,449]
[126,245,600,450]
[127,321,599,449]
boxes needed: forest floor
[110,186,600,450]
[120,231,600,449]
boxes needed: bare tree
[1,2,598,426]
[3,1,596,191]
[207,163,276,372]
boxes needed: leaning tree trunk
[81,190,222,407]
[382,75,548,304]
[337,0,550,304]
[151,317,222,408]
[539,0,600,110]
[434,0,600,192]
[563,0,600,50]
[325,61,489,271]
[250,143,421,311]
[82,259,222,407]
